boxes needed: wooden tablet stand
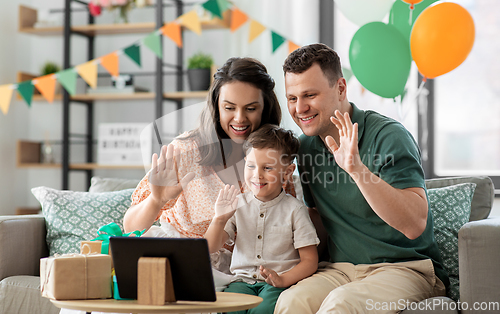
[137,257,176,305]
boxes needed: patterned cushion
[428,182,476,301]
[32,186,134,256]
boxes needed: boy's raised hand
[260,265,286,288]
[214,185,239,221]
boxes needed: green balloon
[349,22,412,99]
[389,0,440,43]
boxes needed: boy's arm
[260,245,318,288]
[204,184,239,254]
[204,217,230,254]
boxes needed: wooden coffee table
[51,292,262,313]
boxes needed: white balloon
[335,0,396,26]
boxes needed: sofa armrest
[0,215,48,281]
[458,218,500,313]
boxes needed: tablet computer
[109,237,216,301]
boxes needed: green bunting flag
[17,81,35,107]
[202,0,223,19]
[342,67,353,83]
[124,44,141,67]
[57,69,78,95]
[271,31,286,53]
[216,0,231,13]
[143,33,162,59]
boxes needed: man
[274,43,448,313]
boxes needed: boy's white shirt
[225,190,320,284]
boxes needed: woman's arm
[260,245,318,288]
[123,144,195,233]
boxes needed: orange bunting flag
[248,19,266,43]
[100,52,119,77]
[161,22,183,48]
[288,41,300,55]
[0,85,14,115]
[76,61,98,89]
[230,8,248,32]
[34,75,57,103]
[179,10,201,35]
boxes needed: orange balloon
[402,0,423,10]
[410,2,475,79]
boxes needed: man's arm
[351,168,428,240]
[326,110,427,240]
[260,245,318,288]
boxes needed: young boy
[204,124,319,314]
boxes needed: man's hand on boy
[260,265,287,288]
[214,184,239,221]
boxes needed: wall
[0,0,319,214]
[0,0,32,215]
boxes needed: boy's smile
[244,147,295,202]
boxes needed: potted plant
[41,61,60,77]
[187,52,213,91]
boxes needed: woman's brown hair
[181,57,281,166]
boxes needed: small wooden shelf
[16,140,148,170]
[19,5,231,36]
[17,162,146,170]
[17,71,208,102]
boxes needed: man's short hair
[244,124,299,165]
[283,43,343,87]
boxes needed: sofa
[0,176,498,314]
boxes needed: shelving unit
[19,5,230,36]
[16,1,229,190]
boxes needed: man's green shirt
[297,103,449,288]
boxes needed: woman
[123,57,295,246]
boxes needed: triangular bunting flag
[288,41,300,54]
[100,52,119,77]
[217,0,231,12]
[143,32,162,59]
[202,0,222,19]
[230,8,248,32]
[0,85,14,115]
[17,81,35,107]
[57,69,78,95]
[76,61,98,89]
[179,10,202,35]
[160,23,183,48]
[248,19,266,43]
[216,0,231,12]
[34,75,57,103]
[271,31,286,53]
[342,67,353,83]
[123,44,142,67]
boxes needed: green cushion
[31,186,134,256]
[428,182,476,301]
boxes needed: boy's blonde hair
[244,124,299,164]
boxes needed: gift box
[80,240,113,268]
[40,254,112,300]
[80,240,103,254]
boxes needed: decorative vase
[114,6,129,23]
[187,68,211,91]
